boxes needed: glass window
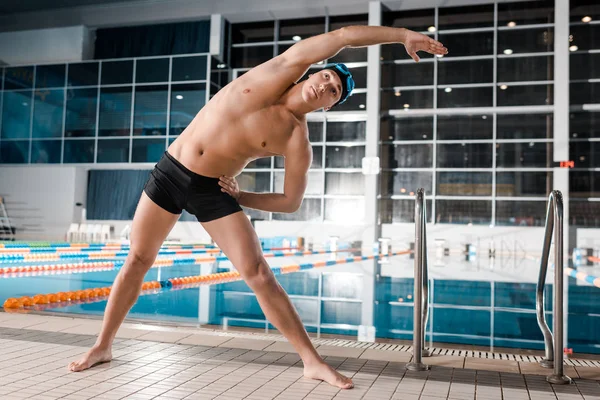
[437,32,494,57]
[328,47,368,63]
[381,144,432,168]
[381,43,434,62]
[496,200,548,227]
[279,17,325,41]
[133,85,168,136]
[498,56,553,82]
[570,171,600,198]
[437,144,493,168]
[380,172,433,195]
[325,198,364,223]
[32,89,64,138]
[569,24,600,51]
[497,84,553,106]
[232,21,275,44]
[436,200,492,225]
[0,140,29,163]
[570,53,600,80]
[497,172,553,197]
[348,66,367,89]
[325,172,364,195]
[273,198,321,221]
[4,66,34,90]
[325,145,365,168]
[333,92,367,112]
[63,139,94,163]
[570,201,600,228]
[172,56,207,81]
[498,1,554,25]
[437,87,493,108]
[438,4,494,30]
[274,171,323,195]
[237,172,271,192]
[570,142,600,168]
[381,89,434,110]
[65,88,98,137]
[67,62,99,87]
[570,82,600,105]
[497,28,554,54]
[437,115,492,140]
[31,140,61,163]
[326,121,365,142]
[1,91,32,139]
[132,138,165,163]
[101,60,133,85]
[571,1,600,22]
[437,172,493,196]
[381,62,434,87]
[97,138,130,163]
[231,46,273,68]
[570,112,599,139]
[136,58,170,83]
[379,199,433,223]
[35,64,65,88]
[308,121,323,142]
[380,117,433,141]
[498,113,553,139]
[249,157,273,169]
[383,9,435,33]
[98,86,132,137]
[438,60,493,85]
[169,84,205,136]
[275,146,322,169]
[496,142,553,168]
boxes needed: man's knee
[122,250,155,279]
[243,260,276,290]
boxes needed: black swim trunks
[144,151,243,222]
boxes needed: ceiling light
[176,95,183,100]
[359,104,365,109]
[292,35,301,41]
[445,87,452,93]
[582,16,592,23]
[400,188,406,193]
[394,91,401,97]
[507,21,516,27]
[482,115,488,120]
[503,49,513,55]
[569,45,579,52]
[403,104,410,108]
[500,84,508,90]
[216,63,226,69]
[428,26,436,33]
[436,54,444,58]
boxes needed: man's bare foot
[304,361,354,389]
[68,346,112,372]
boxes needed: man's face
[302,69,343,111]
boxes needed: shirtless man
[68,25,447,389]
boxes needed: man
[69,25,447,389]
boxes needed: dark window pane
[63,139,94,163]
[325,145,365,168]
[570,82,600,105]
[65,88,98,137]
[325,172,364,195]
[437,87,493,108]
[380,117,433,141]
[497,84,553,106]
[437,172,492,196]
[132,138,165,163]
[437,144,493,168]
[329,14,367,30]
[133,85,168,136]
[380,172,433,196]
[434,280,491,306]
[275,146,322,169]
[498,56,554,82]
[381,89,434,110]
[32,89,64,138]
[249,157,273,169]
[1,91,32,139]
[98,86,132,137]
[381,62,434,87]
[438,60,493,85]
[496,142,553,168]
[498,113,553,139]
[279,17,325,41]
[570,142,600,168]
[325,198,364,223]
[498,1,554,25]
[379,199,433,223]
[31,140,61,163]
[569,24,600,51]
[332,92,366,112]
[571,1,600,22]
[326,121,365,142]
[438,4,494,29]
[274,171,322,195]
[497,172,553,197]
[497,28,554,54]
[172,56,207,81]
[273,198,321,221]
[35,64,65,88]
[437,115,492,140]
[381,43,434,62]
[308,121,323,142]
[237,172,270,192]
[348,66,366,88]
[570,53,600,80]
[436,200,492,225]
[383,9,435,33]
[496,200,548,227]
[169,84,205,135]
[437,32,493,57]
[101,60,133,85]
[0,140,29,163]
[570,171,600,198]
[68,62,99,86]
[328,47,367,63]
[97,139,130,162]
[232,21,275,44]
[570,112,600,139]
[381,144,432,168]
[570,201,600,228]
[4,66,34,90]
[136,58,170,83]
[231,46,273,68]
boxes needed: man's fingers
[410,51,420,63]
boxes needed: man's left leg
[201,211,353,390]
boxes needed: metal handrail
[535,190,572,385]
[407,188,430,371]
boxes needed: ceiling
[0,0,143,16]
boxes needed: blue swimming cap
[323,63,355,106]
